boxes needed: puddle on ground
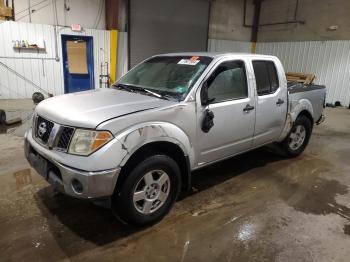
[0,109,33,135]
[13,168,32,190]
[0,122,23,134]
[277,158,350,224]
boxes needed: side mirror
[200,81,215,106]
[202,109,214,133]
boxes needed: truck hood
[35,88,176,128]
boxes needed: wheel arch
[297,110,314,124]
[115,141,191,193]
[278,99,314,142]
[114,122,194,193]
[290,98,314,123]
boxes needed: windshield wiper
[114,83,136,93]
[143,88,162,98]
[130,86,170,100]
[114,83,170,101]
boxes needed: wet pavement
[0,107,350,261]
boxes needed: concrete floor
[0,105,350,262]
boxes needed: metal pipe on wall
[11,0,15,20]
[52,0,60,61]
[0,56,56,60]
[27,0,31,22]
[251,0,262,43]
[53,26,59,61]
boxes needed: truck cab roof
[156,52,277,60]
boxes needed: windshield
[117,56,213,101]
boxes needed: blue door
[62,35,94,93]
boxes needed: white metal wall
[209,39,350,106]
[0,21,110,99]
[257,41,350,106]
[116,32,128,80]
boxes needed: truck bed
[287,82,326,123]
[287,82,326,94]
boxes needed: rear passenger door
[252,59,288,146]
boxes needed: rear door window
[252,60,279,95]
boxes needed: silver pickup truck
[25,53,326,225]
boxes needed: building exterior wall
[0,21,110,99]
[208,38,251,53]
[209,0,251,41]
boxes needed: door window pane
[252,61,270,95]
[252,60,279,95]
[67,40,88,74]
[266,61,279,92]
[207,61,248,102]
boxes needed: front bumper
[24,131,120,199]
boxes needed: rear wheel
[280,115,312,157]
[112,154,181,226]
[0,110,6,125]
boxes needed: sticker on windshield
[178,59,200,65]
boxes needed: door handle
[276,98,285,105]
[243,104,255,112]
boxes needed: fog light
[71,179,83,194]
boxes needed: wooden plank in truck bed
[286,72,315,85]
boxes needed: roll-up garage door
[129,0,210,68]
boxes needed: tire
[112,155,181,226]
[280,115,312,157]
[32,92,45,104]
[0,110,6,125]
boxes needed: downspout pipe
[250,0,262,53]
[52,0,60,61]
[251,0,262,43]
[53,25,60,62]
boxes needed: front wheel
[280,115,312,157]
[112,155,181,226]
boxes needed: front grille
[33,115,75,152]
[57,127,75,150]
[35,116,54,143]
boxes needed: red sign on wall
[71,24,82,32]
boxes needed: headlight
[68,129,113,156]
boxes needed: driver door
[196,58,256,165]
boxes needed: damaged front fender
[114,122,195,168]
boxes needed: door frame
[195,57,256,165]
[61,34,95,94]
[249,58,288,146]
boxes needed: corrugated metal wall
[257,41,350,106]
[208,39,350,106]
[208,39,251,53]
[0,21,110,99]
[116,32,128,80]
